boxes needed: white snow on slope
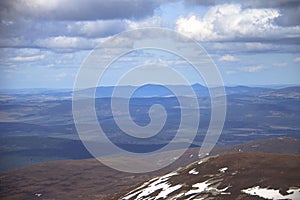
[185,181,211,196]
[189,168,199,175]
[122,172,181,200]
[122,159,231,200]
[242,186,300,200]
[155,184,182,199]
[219,167,228,173]
[34,193,42,197]
[184,180,229,197]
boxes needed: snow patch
[198,161,203,165]
[123,170,230,200]
[155,184,182,199]
[189,168,199,175]
[219,167,228,173]
[122,172,180,200]
[34,193,42,197]
[185,181,211,196]
[242,186,300,200]
[185,180,229,197]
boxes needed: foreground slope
[117,153,300,200]
[0,158,162,200]
[0,137,299,200]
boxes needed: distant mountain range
[76,83,276,98]
[1,84,300,99]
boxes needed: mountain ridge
[1,137,299,200]
[116,152,300,200]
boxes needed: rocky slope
[117,153,300,200]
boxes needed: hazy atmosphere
[1,1,300,200]
[1,0,300,88]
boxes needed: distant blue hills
[1,84,300,99]
[77,83,274,98]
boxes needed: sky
[0,0,300,89]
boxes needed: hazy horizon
[1,83,300,90]
[0,1,299,88]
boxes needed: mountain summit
[118,153,300,200]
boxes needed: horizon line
[1,83,300,91]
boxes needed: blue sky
[0,0,299,88]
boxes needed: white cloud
[175,4,298,42]
[35,36,82,49]
[10,54,45,62]
[219,54,238,62]
[242,65,265,72]
[225,65,265,74]
[203,41,300,54]
[126,16,164,30]
[293,57,300,62]
[66,17,163,38]
[1,16,163,52]
[69,20,127,38]
[244,43,278,51]
[34,36,98,51]
[176,14,216,41]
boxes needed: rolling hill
[1,137,299,200]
